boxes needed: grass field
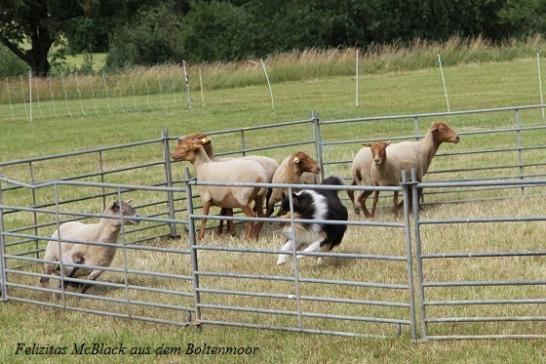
[1,56,546,363]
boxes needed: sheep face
[177,133,214,158]
[368,141,390,167]
[171,139,203,162]
[106,200,140,226]
[431,122,460,144]
[292,151,320,174]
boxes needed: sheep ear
[362,143,371,148]
[385,141,392,146]
[125,199,133,204]
[110,200,119,209]
[293,156,300,163]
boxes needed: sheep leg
[80,269,104,294]
[357,190,373,218]
[40,263,54,288]
[252,197,265,240]
[63,252,84,288]
[276,239,294,265]
[347,180,357,213]
[226,209,236,236]
[198,200,212,241]
[216,207,226,235]
[240,205,256,240]
[371,190,380,218]
[393,191,400,218]
[265,188,273,216]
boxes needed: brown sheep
[266,151,321,216]
[177,133,278,235]
[171,137,267,240]
[350,121,459,217]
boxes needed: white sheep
[40,200,139,294]
[266,151,321,216]
[171,136,268,240]
[349,121,460,217]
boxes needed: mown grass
[1,55,546,363]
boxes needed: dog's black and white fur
[276,176,349,265]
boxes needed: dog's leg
[276,239,294,265]
[296,239,323,261]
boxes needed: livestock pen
[0,104,545,341]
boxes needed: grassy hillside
[1,57,545,363]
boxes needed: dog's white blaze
[301,189,328,233]
[278,189,331,265]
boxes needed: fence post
[161,129,179,238]
[28,162,40,258]
[401,170,417,340]
[514,109,525,193]
[183,60,192,110]
[260,58,275,110]
[184,168,201,323]
[0,180,8,301]
[410,168,427,339]
[355,48,360,108]
[240,130,246,156]
[312,111,324,181]
[287,186,303,330]
[537,52,545,120]
[413,117,421,140]
[28,70,33,122]
[437,53,450,112]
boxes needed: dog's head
[276,190,315,220]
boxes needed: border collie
[276,176,349,265]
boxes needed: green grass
[1,56,546,363]
[64,53,107,72]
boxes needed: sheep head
[177,133,214,158]
[366,141,390,167]
[171,138,205,162]
[105,200,140,226]
[430,121,460,144]
[292,151,320,174]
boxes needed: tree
[0,0,156,76]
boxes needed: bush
[180,1,254,61]
[106,4,184,69]
[0,44,29,77]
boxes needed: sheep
[171,136,268,240]
[349,121,459,217]
[40,200,139,294]
[178,133,278,235]
[368,141,402,218]
[265,151,321,217]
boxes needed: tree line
[1,0,546,76]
